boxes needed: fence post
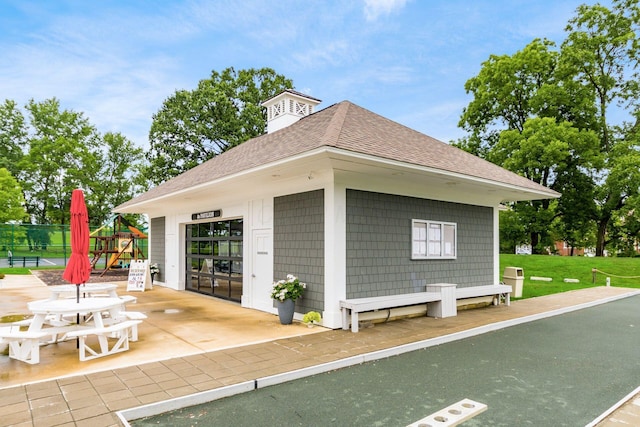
[592,268,597,284]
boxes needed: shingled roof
[116,101,558,211]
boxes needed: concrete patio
[0,274,638,426]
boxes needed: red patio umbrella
[62,189,91,303]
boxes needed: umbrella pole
[76,285,80,348]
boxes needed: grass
[0,266,65,275]
[501,254,640,298]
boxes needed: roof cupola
[262,90,321,134]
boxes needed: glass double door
[186,219,243,302]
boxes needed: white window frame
[412,219,457,260]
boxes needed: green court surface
[133,295,640,426]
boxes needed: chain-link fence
[0,223,148,267]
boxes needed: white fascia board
[320,147,560,201]
[114,149,331,213]
[116,146,558,213]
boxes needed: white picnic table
[0,297,140,364]
[47,283,119,300]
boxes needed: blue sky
[0,0,606,149]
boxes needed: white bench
[340,291,443,333]
[0,330,49,364]
[119,311,147,341]
[456,284,512,306]
[66,320,142,361]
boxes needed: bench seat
[0,330,49,364]
[456,284,512,306]
[340,291,442,333]
[66,320,142,361]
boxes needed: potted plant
[149,263,160,283]
[271,274,306,324]
[302,311,321,327]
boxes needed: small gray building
[116,91,558,328]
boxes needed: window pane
[428,223,441,256]
[213,222,229,237]
[214,240,229,256]
[413,222,426,240]
[443,224,456,256]
[230,219,243,237]
[199,241,212,255]
[198,223,211,237]
[230,240,242,257]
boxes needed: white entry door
[251,229,274,312]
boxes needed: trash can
[503,267,524,298]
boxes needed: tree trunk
[531,232,540,254]
[596,218,608,257]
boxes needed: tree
[0,168,27,223]
[0,99,27,177]
[456,38,560,156]
[146,67,293,185]
[89,132,147,226]
[493,118,601,252]
[458,0,640,256]
[18,98,101,226]
[560,0,640,255]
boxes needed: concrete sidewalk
[0,274,638,426]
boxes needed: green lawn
[501,254,640,298]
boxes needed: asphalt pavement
[133,295,640,427]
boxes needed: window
[412,219,456,259]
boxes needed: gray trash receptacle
[503,267,524,298]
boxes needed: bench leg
[78,332,130,362]
[128,324,138,342]
[341,308,349,331]
[8,339,40,364]
[351,311,359,333]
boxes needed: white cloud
[363,0,409,21]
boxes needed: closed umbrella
[62,189,91,303]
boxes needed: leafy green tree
[560,0,640,255]
[456,38,560,156]
[459,0,640,256]
[88,132,147,226]
[0,100,27,177]
[0,168,27,223]
[498,209,528,253]
[554,169,597,255]
[492,118,601,253]
[146,67,293,185]
[18,98,101,226]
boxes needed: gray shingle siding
[273,190,325,313]
[346,190,493,298]
[150,216,166,282]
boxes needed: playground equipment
[90,215,147,276]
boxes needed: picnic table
[0,297,141,364]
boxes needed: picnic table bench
[0,329,49,364]
[66,320,142,361]
[9,256,40,267]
